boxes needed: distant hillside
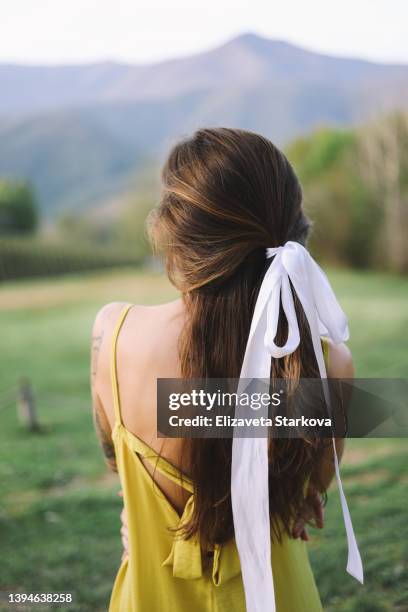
[0,33,407,219]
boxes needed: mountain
[0,33,407,219]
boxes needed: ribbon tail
[232,308,276,612]
[332,438,364,583]
[231,436,275,612]
[292,270,364,587]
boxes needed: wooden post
[17,378,40,431]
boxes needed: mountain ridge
[1,33,408,116]
[0,32,407,219]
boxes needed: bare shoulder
[92,301,128,336]
[92,300,182,333]
[325,338,355,378]
[91,298,184,434]
[90,299,184,382]
[90,301,152,357]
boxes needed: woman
[90,128,355,611]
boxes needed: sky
[1,0,408,66]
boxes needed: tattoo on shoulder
[91,330,104,382]
[93,406,117,472]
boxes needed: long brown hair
[148,128,326,549]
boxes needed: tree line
[287,112,408,273]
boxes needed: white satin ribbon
[231,241,363,612]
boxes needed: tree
[287,115,408,273]
[358,112,408,273]
[0,180,38,235]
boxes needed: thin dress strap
[110,303,133,427]
[110,302,194,493]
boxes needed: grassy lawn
[0,267,407,611]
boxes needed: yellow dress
[109,304,323,612]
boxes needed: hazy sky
[1,0,408,65]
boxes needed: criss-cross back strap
[120,426,194,494]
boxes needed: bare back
[91,299,353,515]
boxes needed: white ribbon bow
[231,241,363,612]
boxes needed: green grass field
[0,268,407,611]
